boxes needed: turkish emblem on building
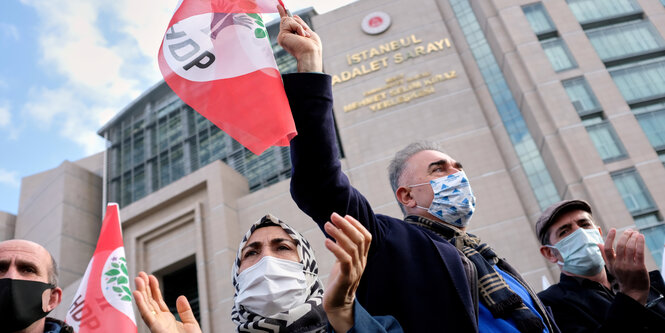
[158,0,296,155]
[361,11,392,35]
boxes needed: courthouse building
[2,0,665,331]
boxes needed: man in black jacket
[277,5,557,332]
[536,199,665,332]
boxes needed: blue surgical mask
[547,228,605,276]
[409,170,476,227]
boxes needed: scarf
[231,214,327,333]
[405,215,545,333]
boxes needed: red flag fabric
[65,203,137,332]
[158,0,296,155]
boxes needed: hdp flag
[65,203,137,332]
[158,0,296,155]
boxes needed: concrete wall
[15,159,103,288]
[0,211,16,241]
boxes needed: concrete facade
[2,0,665,331]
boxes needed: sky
[0,0,357,214]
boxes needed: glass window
[171,145,184,181]
[562,77,601,115]
[635,214,665,269]
[587,20,665,62]
[585,121,627,162]
[611,169,656,215]
[209,126,225,159]
[158,118,169,152]
[541,38,577,72]
[134,165,146,201]
[634,109,665,150]
[566,0,642,24]
[159,153,170,188]
[121,174,132,207]
[659,151,665,165]
[198,130,211,167]
[610,58,665,104]
[121,140,132,172]
[522,3,556,36]
[168,112,183,144]
[133,131,144,166]
[450,0,561,209]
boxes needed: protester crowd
[2,5,664,333]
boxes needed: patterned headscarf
[231,214,327,332]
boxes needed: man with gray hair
[279,12,558,332]
[0,239,73,333]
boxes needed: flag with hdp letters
[65,203,136,332]
[158,0,295,155]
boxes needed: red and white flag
[65,203,137,332]
[158,0,296,155]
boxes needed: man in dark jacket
[0,239,74,333]
[536,199,665,332]
[277,7,557,333]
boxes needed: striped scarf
[405,215,545,333]
[231,214,327,332]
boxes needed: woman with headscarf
[134,213,402,332]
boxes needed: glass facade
[103,10,316,207]
[587,20,665,63]
[541,38,578,72]
[633,103,665,160]
[562,77,627,163]
[611,169,664,265]
[450,0,560,210]
[562,77,601,116]
[522,3,556,37]
[584,121,627,162]
[566,0,642,24]
[610,58,665,104]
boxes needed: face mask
[547,228,605,276]
[0,278,55,332]
[410,170,476,227]
[235,256,308,317]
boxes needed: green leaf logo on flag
[104,256,132,302]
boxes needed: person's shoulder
[538,282,568,303]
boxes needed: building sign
[343,71,458,112]
[361,11,392,35]
[331,34,453,86]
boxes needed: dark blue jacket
[285,73,477,332]
[538,271,665,332]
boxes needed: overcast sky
[0,0,357,214]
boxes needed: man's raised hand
[600,228,650,305]
[277,4,322,72]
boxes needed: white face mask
[235,256,308,317]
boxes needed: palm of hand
[324,262,354,311]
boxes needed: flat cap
[536,199,592,245]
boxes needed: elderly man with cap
[0,239,73,333]
[536,199,665,332]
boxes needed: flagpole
[102,132,109,217]
[278,0,292,16]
